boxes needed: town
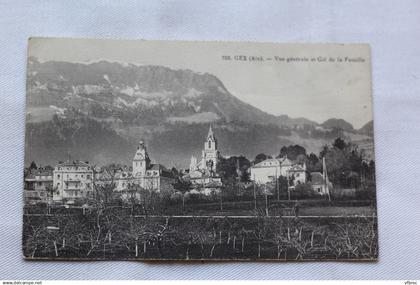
[24,125,374,213]
[23,125,377,260]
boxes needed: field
[22,201,377,261]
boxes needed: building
[52,160,94,203]
[310,172,329,194]
[310,157,332,197]
[184,125,222,192]
[24,169,53,204]
[131,140,175,193]
[287,164,307,186]
[250,156,306,186]
[189,125,219,174]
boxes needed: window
[208,141,211,148]
[57,174,60,179]
[87,175,91,179]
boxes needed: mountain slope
[358,120,374,136]
[322,118,354,131]
[27,58,320,127]
[25,58,373,167]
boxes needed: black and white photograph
[22,38,377,261]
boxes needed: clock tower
[133,140,150,177]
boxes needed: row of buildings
[24,125,331,205]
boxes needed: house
[52,160,94,203]
[310,172,329,195]
[24,169,53,204]
[114,169,134,191]
[310,157,332,196]
[250,156,306,186]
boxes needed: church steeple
[202,124,219,173]
[207,125,215,141]
[205,124,217,150]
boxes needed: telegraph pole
[264,185,269,217]
[275,166,279,200]
[253,174,257,210]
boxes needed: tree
[277,145,307,161]
[253,153,271,165]
[294,183,316,199]
[125,217,149,258]
[172,178,192,212]
[306,152,321,173]
[253,213,270,258]
[333,137,347,150]
[126,184,142,216]
[278,175,289,197]
[218,156,251,183]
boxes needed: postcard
[23,38,376,261]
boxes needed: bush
[292,183,321,199]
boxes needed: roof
[251,157,294,169]
[278,157,293,166]
[149,164,166,171]
[56,160,90,168]
[311,172,325,185]
[25,169,53,180]
[150,164,174,178]
[115,171,133,179]
[288,164,305,172]
[251,158,279,168]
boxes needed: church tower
[133,140,150,177]
[202,125,219,173]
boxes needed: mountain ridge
[25,58,374,167]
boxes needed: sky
[28,38,373,128]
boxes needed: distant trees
[253,153,272,165]
[277,145,307,160]
[172,178,192,211]
[320,137,375,189]
[218,156,251,184]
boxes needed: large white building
[52,160,94,202]
[250,156,306,186]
